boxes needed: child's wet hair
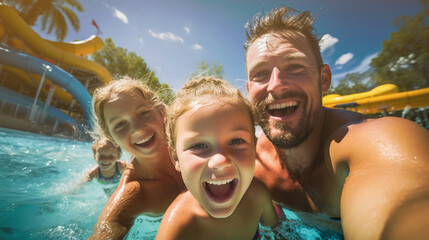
[91,136,122,159]
[166,76,255,153]
[92,77,166,141]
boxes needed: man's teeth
[268,101,298,110]
[206,178,234,185]
[135,134,153,145]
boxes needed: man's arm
[334,117,429,239]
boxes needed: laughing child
[156,77,279,240]
[82,136,127,196]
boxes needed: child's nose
[208,153,231,170]
[131,119,144,135]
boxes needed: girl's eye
[139,110,149,116]
[230,138,246,145]
[189,143,208,150]
[114,121,126,130]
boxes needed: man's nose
[267,67,288,94]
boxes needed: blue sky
[35,0,425,95]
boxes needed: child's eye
[189,143,208,150]
[138,110,149,116]
[114,121,126,130]
[230,138,246,145]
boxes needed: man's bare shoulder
[329,116,429,169]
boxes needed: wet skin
[246,32,429,239]
[89,91,184,240]
[174,102,255,218]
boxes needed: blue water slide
[0,86,77,125]
[0,44,93,128]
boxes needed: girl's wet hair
[91,136,122,159]
[166,76,255,153]
[92,77,166,141]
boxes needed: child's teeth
[136,134,153,144]
[206,178,234,185]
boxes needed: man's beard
[253,93,319,149]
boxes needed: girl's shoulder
[87,165,100,179]
[117,160,128,172]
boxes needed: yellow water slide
[2,65,73,103]
[6,35,103,59]
[47,35,103,56]
[345,88,429,114]
[323,84,399,108]
[0,3,111,84]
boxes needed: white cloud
[184,27,190,34]
[320,34,338,53]
[153,66,162,74]
[113,7,128,24]
[335,53,354,67]
[332,52,378,83]
[191,44,202,50]
[139,38,144,44]
[148,29,184,43]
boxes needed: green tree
[188,60,225,79]
[92,37,174,104]
[328,71,372,95]
[370,0,429,91]
[1,0,83,41]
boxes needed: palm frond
[62,0,83,12]
[60,6,80,32]
[49,8,67,41]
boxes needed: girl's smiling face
[94,142,119,170]
[103,91,166,160]
[174,102,255,218]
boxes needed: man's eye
[286,64,304,72]
[189,143,208,150]
[251,71,269,82]
[230,138,246,145]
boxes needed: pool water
[0,127,344,240]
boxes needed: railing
[0,98,73,136]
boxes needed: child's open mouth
[101,162,112,167]
[134,133,155,148]
[203,178,237,203]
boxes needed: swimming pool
[0,127,344,239]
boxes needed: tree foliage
[327,71,373,95]
[1,0,83,41]
[329,0,428,95]
[92,37,174,104]
[370,1,429,91]
[188,60,225,80]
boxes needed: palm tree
[1,0,83,41]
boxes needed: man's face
[246,32,330,148]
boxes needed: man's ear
[320,64,332,93]
[168,149,181,172]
